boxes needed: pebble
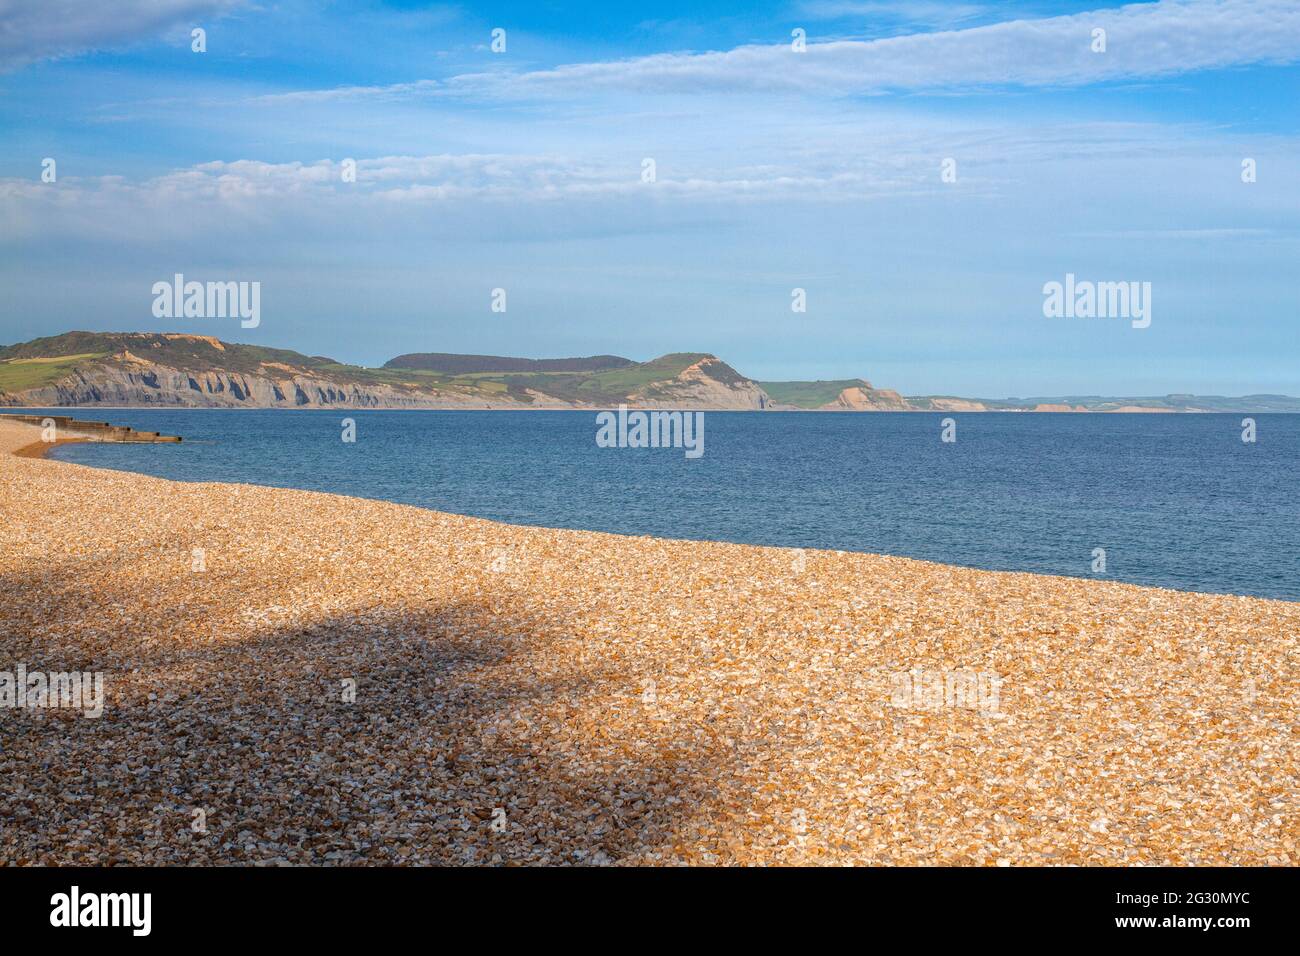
[0,420,1294,865]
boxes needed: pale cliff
[3,332,1296,413]
[824,384,914,411]
[631,357,768,409]
[7,355,495,409]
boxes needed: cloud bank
[260,0,1300,104]
[0,0,244,71]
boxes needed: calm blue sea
[36,409,1299,601]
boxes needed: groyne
[0,413,181,444]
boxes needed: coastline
[2,417,1295,865]
[12,436,89,459]
[3,403,1283,413]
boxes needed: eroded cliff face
[629,357,770,409]
[0,351,774,411]
[0,355,775,410]
[925,397,989,412]
[0,360,501,408]
[823,383,913,411]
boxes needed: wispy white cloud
[0,151,949,214]
[254,79,441,105]
[259,0,1300,103]
[4,114,1290,236]
[0,0,245,71]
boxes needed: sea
[34,408,1299,602]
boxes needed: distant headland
[1,331,1296,413]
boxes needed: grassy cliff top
[759,379,868,408]
[0,334,753,405]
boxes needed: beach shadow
[0,560,731,866]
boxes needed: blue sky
[2,0,1298,395]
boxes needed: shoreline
[1,417,1295,865]
[35,413,1296,606]
[44,435,1297,608]
[12,436,90,459]
[10,404,1299,415]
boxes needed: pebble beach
[0,417,1295,866]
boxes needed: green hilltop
[0,333,752,407]
[2,332,1298,412]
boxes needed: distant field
[0,334,748,407]
[311,353,713,405]
[579,355,701,393]
[384,352,634,374]
[416,354,712,406]
[759,379,861,408]
[0,353,105,392]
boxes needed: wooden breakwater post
[0,413,182,443]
